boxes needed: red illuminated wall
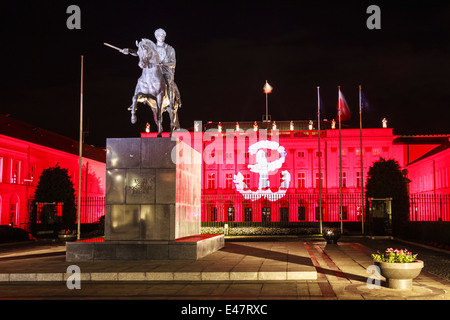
[0,116,106,228]
[406,142,450,221]
[146,122,448,224]
[146,124,408,223]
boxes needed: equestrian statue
[105,28,181,137]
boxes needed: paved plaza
[0,237,448,300]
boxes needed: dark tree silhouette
[32,165,77,235]
[365,158,410,236]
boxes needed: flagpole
[77,55,83,240]
[359,85,364,234]
[338,86,343,234]
[265,91,268,121]
[317,86,322,234]
[264,80,269,122]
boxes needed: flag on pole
[318,92,325,116]
[360,90,370,111]
[337,89,351,121]
[263,80,273,94]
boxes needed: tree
[32,165,77,233]
[365,158,410,236]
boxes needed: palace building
[144,120,450,225]
[1,115,449,232]
[0,115,106,228]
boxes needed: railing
[202,192,450,226]
[409,194,450,221]
[24,193,449,233]
[77,196,105,224]
[202,193,365,227]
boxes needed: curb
[395,238,450,255]
[0,270,317,282]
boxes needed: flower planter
[58,234,77,242]
[375,260,424,290]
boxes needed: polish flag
[337,89,351,121]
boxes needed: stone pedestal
[67,137,224,261]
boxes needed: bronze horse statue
[128,39,181,136]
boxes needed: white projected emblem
[233,140,290,201]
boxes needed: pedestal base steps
[66,234,224,261]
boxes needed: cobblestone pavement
[0,237,448,303]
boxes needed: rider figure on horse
[122,28,176,108]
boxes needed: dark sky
[1,0,449,147]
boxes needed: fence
[202,193,365,227]
[77,196,105,224]
[409,194,450,222]
[25,193,449,232]
[202,193,450,226]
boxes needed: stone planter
[375,260,424,290]
[58,234,77,242]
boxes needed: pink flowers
[372,248,418,263]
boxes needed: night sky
[1,0,449,147]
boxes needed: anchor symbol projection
[233,140,290,201]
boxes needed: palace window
[280,172,289,188]
[244,206,252,222]
[280,207,289,222]
[339,171,347,188]
[243,173,251,189]
[298,206,306,221]
[315,172,323,188]
[225,173,233,189]
[227,206,235,221]
[297,172,306,188]
[207,173,216,189]
[262,207,271,222]
[11,160,21,184]
[210,206,217,221]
